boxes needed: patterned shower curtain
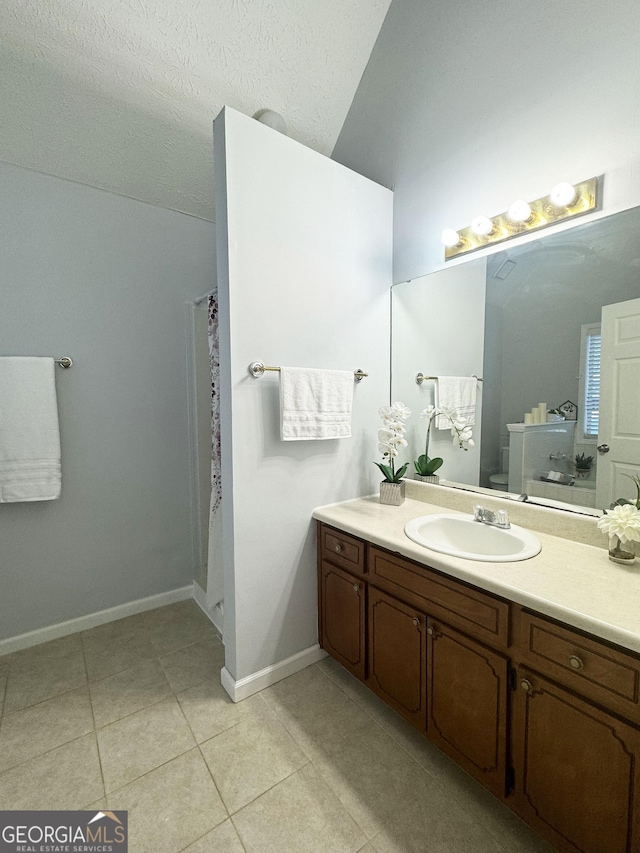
[207,293,222,514]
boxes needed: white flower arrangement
[375,402,411,483]
[597,503,640,544]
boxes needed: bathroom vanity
[314,485,640,853]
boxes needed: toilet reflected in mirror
[488,446,510,491]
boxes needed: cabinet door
[367,587,426,730]
[512,667,640,853]
[320,560,366,680]
[427,620,508,798]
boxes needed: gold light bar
[443,176,600,261]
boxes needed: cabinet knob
[568,654,584,671]
[353,583,360,592]
[412,617,420,627]
[520,678,533,693]
[426,626,434,636]
[335,543,343,553]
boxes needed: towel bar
[249,361,367,381]
[415,372,482,385]
[55,357,73,368]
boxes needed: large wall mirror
[392,205,640,516]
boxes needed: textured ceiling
[0,0,392,219]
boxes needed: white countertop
[313,491,640,654]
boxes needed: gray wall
[333,0,640,281]
[0,161,215,641]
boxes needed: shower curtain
[208,293,222,514]
[206,292,224,611]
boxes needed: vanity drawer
[513,608,640,723]
[318,523,366,577]
[369,547,509,649]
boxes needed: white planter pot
[379,480,405,506]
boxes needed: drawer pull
[569,654,584,671]
[412,617,420,627]
[335,543,343,553]
[353,583,360,592]
[520,678,533,693]
[426,625,435,636]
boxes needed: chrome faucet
[473,505,511,529]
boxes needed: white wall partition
[215,107,392,698]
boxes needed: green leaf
[374,462,393,482]
[427,457,444,474]
[414,455,443,475]
[394,462,409,481]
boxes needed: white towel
[280,367,353,440]
[0,357,62,502]
[436,376,477,429]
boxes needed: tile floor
[0,600,556,852]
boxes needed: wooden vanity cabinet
[427,619,509,799]
[317,527,367,681]
[319,560,366,680]
[512,667,640,853]
[316,521,640,853]
[367,586,427,730]
[511,606,640,853]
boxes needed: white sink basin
[404,513,541,562]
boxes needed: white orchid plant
[374,402,411,483]
[414,404,474,477]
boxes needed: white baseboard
[221,643,328,703]
[0,584,194,657]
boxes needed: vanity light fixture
[470,215,495,237]
[441,228,462,248]
[507,199,533,224]
[550,181,578,208]
[443,175,600,260]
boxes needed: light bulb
[550,182,578,208]
[508,199,533,224]
[471,215,494,237]
[441,228,461,248]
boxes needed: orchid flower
[414,405,474,476]
[374,402,411,483]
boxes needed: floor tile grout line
[175,815,245,853]
[105,743,202,800]
[1,679,90,717]
[0,680,92,724]
[195,742,230,821]
[168,693,231,824]
[92,681,174,731]
[221,761,311,820]
[0,685,96,772]
[84,655,159,686]
[317,664,537,851]
[228,815,249,853]
[232,681,375,841]
[0,730,98,780]
[190,699,313,817]
[0,672,8,722]
[148,622,223,658]
[304,666,458,807]
[318,663,436,769]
